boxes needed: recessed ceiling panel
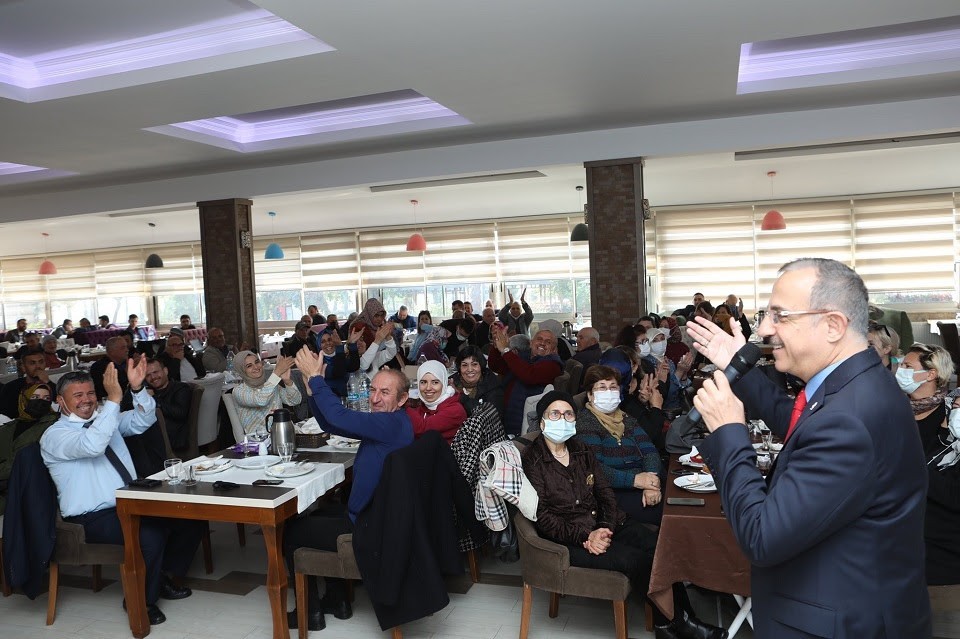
[0,162,74,186]
[738,15,960,94]
[0,1,333,102]
[143,90,472,152]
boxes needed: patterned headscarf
[17,383,44,421]
[355,298,386,331]
[662,316,682,344]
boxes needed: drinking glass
[164,458,183,485]
[761,432,773,451]
[278,442,294,464]
[182,464,198,487]
[756,452,772,476]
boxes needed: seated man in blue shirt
[39,360,205,626]
[283,346,413,631]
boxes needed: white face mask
[542,418,576,443]
[65,408,99,423]
[636,341,651,357]
[592,389,620,414]
[895,367,925,394]
[949,408,960,440]
[650,340,667,358]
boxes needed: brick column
[584,158,647,343]
[197,198,259,350]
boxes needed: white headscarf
[417,360,455,411]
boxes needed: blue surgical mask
[420,322,432,331]
[542,418,576,443]
[949,408,960,440]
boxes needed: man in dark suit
[688,258,930,639]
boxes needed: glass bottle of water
[6,357,16,374]
[346,371,362,411]
[226,351,234,372]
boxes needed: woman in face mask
[898,344,954,454]
[868,321,901,372]
[575,365,664,524]
[405,360,466,443]
[0,384,57,511]
[520,390,727,639]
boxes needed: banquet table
[648,456,752,633]
[116,449,349,639]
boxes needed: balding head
[531,330,557,358]
[576,327,599,351]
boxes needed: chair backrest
[552,372,571,395]
[513,512,568,592]
[937,322,960,370]
[181,385,203,460]
[522,384,554,434]
[188,374,225,447]
[222,392,245,443]
[572,391,588,412]
[153,409,175,459]
[564,358,584,394]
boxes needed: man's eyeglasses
[764,308,837,324]
[546,409,576,422]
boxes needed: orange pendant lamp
[406,199,427,251]
[760,171,786,231]
[38,232,57,275]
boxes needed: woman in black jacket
[451,346,504,419]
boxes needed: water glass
[756,452,772,476]
[278,442,294,464]
[182,464,198,486]
[761,432,773,451]
[164,458,183,485]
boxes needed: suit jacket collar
[798,347,881,425]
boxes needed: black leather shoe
[321,594,352,620]
[160,577,192,600]
[655,610,727,639]
[121,600,167,625]
[146,604,166,625]
[287,609,325,631]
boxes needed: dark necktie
[82,419,134,484]
[784,389,808,443]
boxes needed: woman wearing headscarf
[0,383,57,510]
[451,345,504,418]
[356,321,399,380]
[232,351,302,435]
[405,360,466,443]
[353,298,389,347]
[407,311,450,364]
[521,390,726,639]
[658,316,689,368]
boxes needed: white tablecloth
[149,455,345,514]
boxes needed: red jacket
[406,392,467,443]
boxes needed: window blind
[95,248,146,296]
[496,217,577,280]
[423,222,497,283]
[300,231,360,289]
[41,253,97,301]
[358,228,427,288]
[144,243,202,295]
[253,237,302,291]
[2,256,48,302]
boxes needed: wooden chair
[514,512,652,639]
[222,392,245,444]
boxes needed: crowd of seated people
[3,289,960,638]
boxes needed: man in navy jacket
[688,258,930,639]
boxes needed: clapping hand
[274,355,294,382]
[127,354,148,390]
[348,324,364,344]
[520,288,527,303]
[492,324,510,352]
[374,322,393,344]
[295,346,324,379]
[330,329,343,347]
[687,315,745,370]
[104,363,123,404]
[676,351,694,379]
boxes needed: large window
[648,192,960,314]
[97,296,147,325]
[157,294,205,325]
[51,300,97,327]
[504,280,575,315]
[256,290,302,322]
[304,290,358,318]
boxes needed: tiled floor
[2,521,955,639]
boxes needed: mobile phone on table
[666,497,705,506]
[128,478,161,488]
[252,479,283,486]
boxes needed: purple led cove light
[168,95,463,144]
[0,162,46,176]
[738,20,960,93]
[0,9,331,89]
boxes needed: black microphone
[686,343,762,425]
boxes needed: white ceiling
[1,1,960,255]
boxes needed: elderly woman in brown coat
[521,390,726,639]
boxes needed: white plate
[329,437,360,450]
[674,473,717,493]
[769,442,783,452]
[265,462,316,478]
[193,460,233,475]
[233,455,281,469]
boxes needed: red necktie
[784,389,807,443]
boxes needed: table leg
[116,503,149,638]
[729,595,753,638]
[261,522,288,639]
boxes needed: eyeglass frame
[545,409,576,422]
[763,308,844,324]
